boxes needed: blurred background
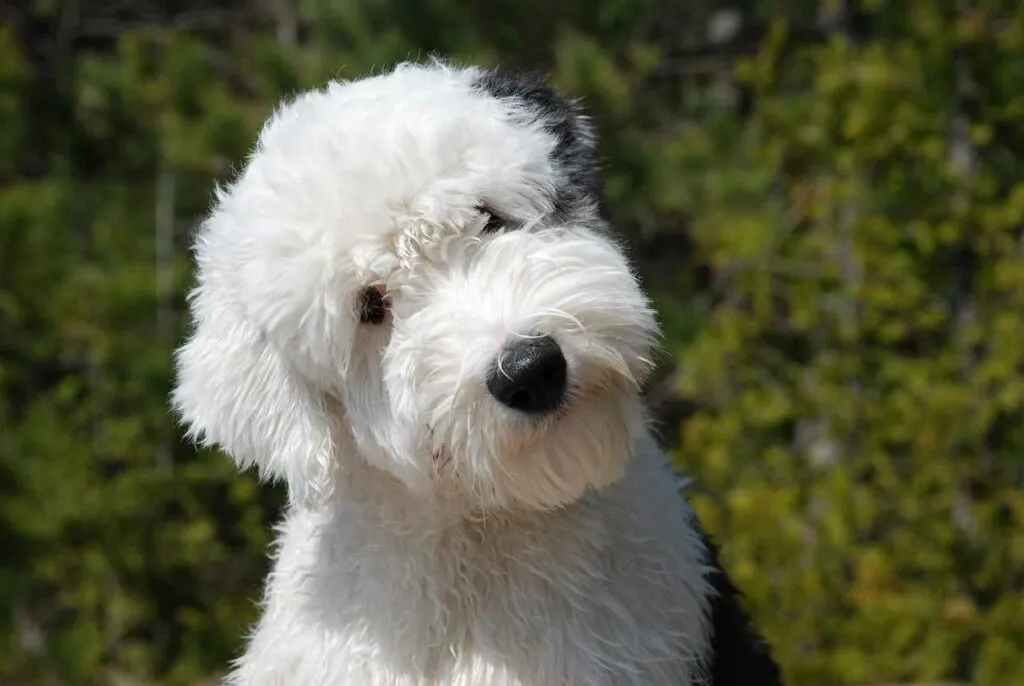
[2,1,1023,684]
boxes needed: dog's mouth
[424,371,637,475]
[432,446,453,471]
[358,285,391,324]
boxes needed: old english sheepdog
[172,60,781,685]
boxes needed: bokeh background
[3,1,1024,684]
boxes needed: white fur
[173,60,714,685]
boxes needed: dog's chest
[322,558,702,686]
[245,502,710,686]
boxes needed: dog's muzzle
[486,335,567,415]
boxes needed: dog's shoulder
[700,530,784,685]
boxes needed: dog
[172,59,781,686]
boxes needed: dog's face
[173,62,658,513]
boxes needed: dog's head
[173,61,658,513]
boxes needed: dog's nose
[487,336,568,414]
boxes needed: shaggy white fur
[173,60,723,685]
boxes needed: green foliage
[675,6,1024,685]
[1,2,1021,684]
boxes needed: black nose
[487,336,568,414]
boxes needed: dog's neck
[318,441,596,549]
[336,454,512,531]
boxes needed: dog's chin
[432,386,646,514]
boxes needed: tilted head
[173,61,659,514]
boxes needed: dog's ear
[172,275,336,510]
[474,68,602,201]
